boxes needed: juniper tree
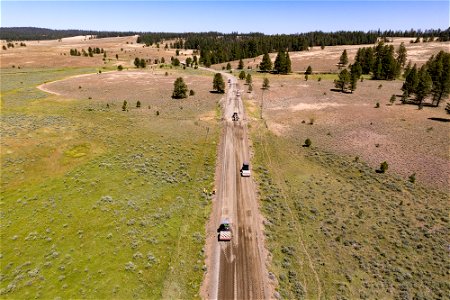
[238,58,244,69]
[134,57,140,68]
[262,78,270,89]
[213,73,225,93]
[259,52,272,72]
[245,73,252,85]
[239,70,246,80]
[335,69,351,92]
[339,49,349,67]
[305,65,312,75]
[172,77,188,99]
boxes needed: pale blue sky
[1,1,449,34]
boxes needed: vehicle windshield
[242,164,249,170]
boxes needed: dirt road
[202,73,271,299]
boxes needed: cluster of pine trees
[354,42,407,80]
[402,51,450,107]
[273,50,292,74]
[334,62,362,93]
[257,51,292,74]
[70,47,104,57]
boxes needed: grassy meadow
[246,99,449,299]
[0,67,221,299]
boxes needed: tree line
[0,27,137,41]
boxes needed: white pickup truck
[218,219,232,241]
[240,162,251,177]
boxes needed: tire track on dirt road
[201,70,271,299]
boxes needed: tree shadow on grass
[428,117,450,123]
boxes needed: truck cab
[240,162,251,177]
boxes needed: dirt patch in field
[249,76,450,190]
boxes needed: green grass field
[1,68,221,298]
[249,108,448,299]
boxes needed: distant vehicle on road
[232,112,239,121]
[228,79,231,83]
[218,219,232,241]
[236,91,241,97]
[240,162,251,177]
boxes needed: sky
[1,1,449,34]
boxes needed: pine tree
[259,52,272,72]
[415,65,432,106]
[245,73,252,85]
[396,42,407,69]
[335,69,351,92]
[226,62,232,70]
[273,50,285,74]
[122,100,128,111]
[305,65,312,75]
[172,77,188,99]
[284,52,292,74]
[239,70,246,80]
[136,100,141,108]
[349,63,361,93]
[213,73,225,93]
[238,58,244,70]
[401,64,418,99]
[139,58,146,68]
[339,49,349,67]
[403,61,412,78]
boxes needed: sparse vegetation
[378,161,389,173]
[262,78,270,89]
[251,126,448,299]
[390,94,396,105]
[1,66,220,299]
